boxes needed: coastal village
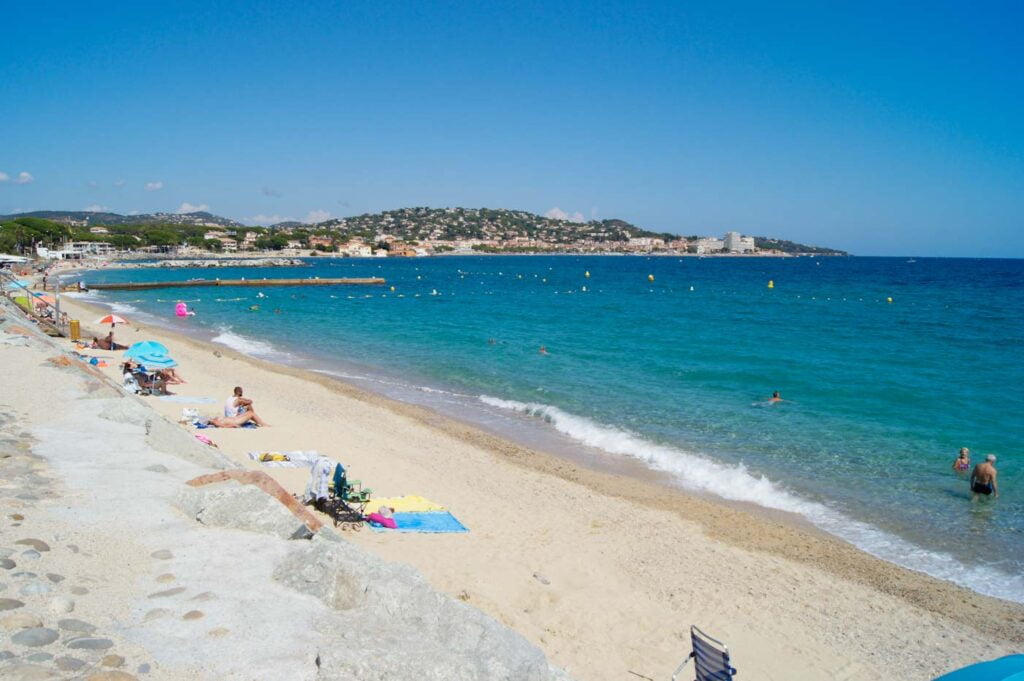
[0,207,845,260]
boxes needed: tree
[144,230,177,247]
[109,234,139,251]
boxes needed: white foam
[479,395,1024,603]
[108,301,140,315]
[211,328,281,359]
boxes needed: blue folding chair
[672,626,737,681]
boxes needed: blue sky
[1,1,1021,256]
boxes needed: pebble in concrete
[48,596,74,614]
[86,672,139,681]
[14,539,50,552]
[144,464,169,473]
[26,652,54,662]
[138,663,151,674]
[207,627,230,638]
[146,587,185,599]
[143,608,170,622]
[101,654,126,667]
[70,586,89,595]
[182,610,204,620]
[0,558,14,569]
[0,650,13,661]
[19,581,53,596]
[66,637,115,650]
[45,573,64,583]
[0,597,25,610]
[189,591,216,601]
[149,550,173,560]
[20,549,41,561]
[155,574,175,583]
[1,612,43,631]
[11,626,60,646]
[58,618,96,633]
[55,656,87,671]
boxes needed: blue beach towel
[370,511,468,533]
[195,421,258,429]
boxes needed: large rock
[175,482,313,540]
[274,536,572,681]
[143,412,235,470]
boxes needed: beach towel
[195,421,258,429]
[160,395,217,404]
[303,456,336,503]
[367,495,446,513]
[247,450,322,468]
[369,511,468,533]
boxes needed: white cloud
[545,207,585,223]
[176,202,209,214]
[113,179,126,188]
[0,172,8,182]
[14,171,34,184]
[247,214,295,226]
[85,204,109,212]
[261,186,281,197]
[305,209,331,224]
[145,181,163,191]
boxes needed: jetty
[86,277,385,291]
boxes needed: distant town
[0,207,847,261]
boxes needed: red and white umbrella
[96,314,129,326]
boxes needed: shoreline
[54,292,1024,660]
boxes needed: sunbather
[209,411,267,428]
[158,368,186,384]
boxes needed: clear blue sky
[1,1,1021,256]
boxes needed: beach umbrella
[933,655,1024,681]
[135,351,178,371]
[96,314,129,326]
[123,340,170,360]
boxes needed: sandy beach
[2,286,1021,680]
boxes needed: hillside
[0,210,245,229]
[309,207,671,244]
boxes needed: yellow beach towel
[368,495,446,512]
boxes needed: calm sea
[77,255,1024,602]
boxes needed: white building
[724,231,755,253]
[695,237,725,254]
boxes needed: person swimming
[952,447,971,473]
[769,391,783,404]
[970,454,999,499]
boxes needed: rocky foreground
[0,297,571,680]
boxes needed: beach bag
[180,408,199,423]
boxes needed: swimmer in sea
[970,454,999,499]
[539,346,548,355]
[769,391,783,404]
[952,447,970,473]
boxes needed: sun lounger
[671,626,737,681]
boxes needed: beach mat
[370,511,468,533]
[160,395,217,404]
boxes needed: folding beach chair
[671,626,737,681]
[314,462,373,526]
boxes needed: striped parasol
[96,314,129,327]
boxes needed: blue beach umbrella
[123,341,170,360]
[933,655,1024,681]
[135,352,178,371]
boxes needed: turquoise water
[79,256,1024,601]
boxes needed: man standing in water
[970,454,999,499]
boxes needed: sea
[74,255,1024,602]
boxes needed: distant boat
[906,259,917,263]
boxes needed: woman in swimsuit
[951,447,970,473]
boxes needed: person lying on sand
[209,411,267,428]
[91,336,112,350]
[158,368,185,384]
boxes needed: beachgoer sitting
[158,368,186,384]
[970,454,999,498]
[225,386,255,417]
[104,331,128,351]
[952,447,970,473]
[91,336,112,350]
[123,360,166,394]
